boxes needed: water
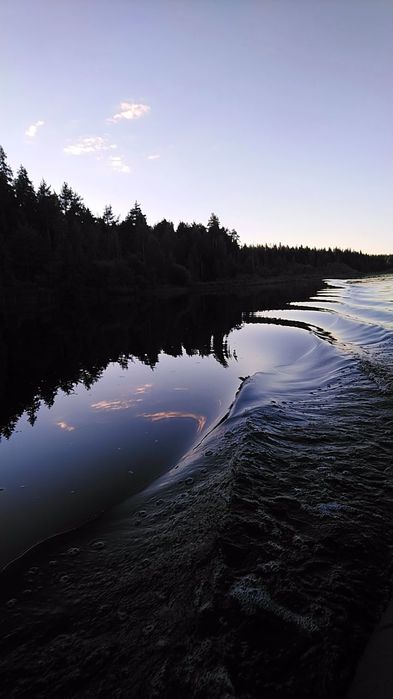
[0,274,393,696]
[0,276,392,575]
[0,282,317,567]
[198,274,393,696]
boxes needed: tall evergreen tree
[120,201,148,262]
[102,204,118,228]
[0,146,16,235]
[59,182,85,218]
[36,180,61,244]
[125,201,147,228]
[99,205,120,259]
[14,165,37,222]
[207,212,220,234]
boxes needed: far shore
[0,266,364,319]
[3,263,393,323]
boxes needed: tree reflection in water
[0,279,322,440]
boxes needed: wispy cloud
[147,154,160,160]
[64,136,117,156]
[109,155,130,173]
[108,101,151,123]
[25,120,45,138]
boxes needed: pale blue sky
[1,0,392,253]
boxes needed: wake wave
[162,274,393,696]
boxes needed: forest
[0,144,392,314]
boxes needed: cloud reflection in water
[91,384,153,412]
[140,411,206,434]
[91,398,142,411]
[55,421,75,432]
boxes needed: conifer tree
[0,146,15,234]
[14,165,37,221]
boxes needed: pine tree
[207,213,220,233]
[0,146,13,188]
[102,204,118,228]
[125,201,147,228]
[36,180,61,243]
[0,146,16,234]
[14,165,37,221]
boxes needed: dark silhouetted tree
[0,146,16,236]
[14,165,37,224]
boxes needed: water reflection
[55,421,76,432]
[141,411,207,433]
[0,279,323,568]
[91,398,143,411]
[0,280,321,440]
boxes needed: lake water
[0,275,392,580]
[1,274,393,696]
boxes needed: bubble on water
[117,608,127,621]
[91,540,105,550]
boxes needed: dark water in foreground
[0,275,393,696]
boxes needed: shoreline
[3,265,392,321]
[0,267,365,319]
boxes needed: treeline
[0,145,391,301]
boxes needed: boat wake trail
[205,275,393,696]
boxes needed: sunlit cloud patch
[109,155,130,173]
[25,120,45,138]
[64,136,117,156]
[108,101,151,123]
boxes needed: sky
[1,0,392,253]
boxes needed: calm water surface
[0,276,392,570]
